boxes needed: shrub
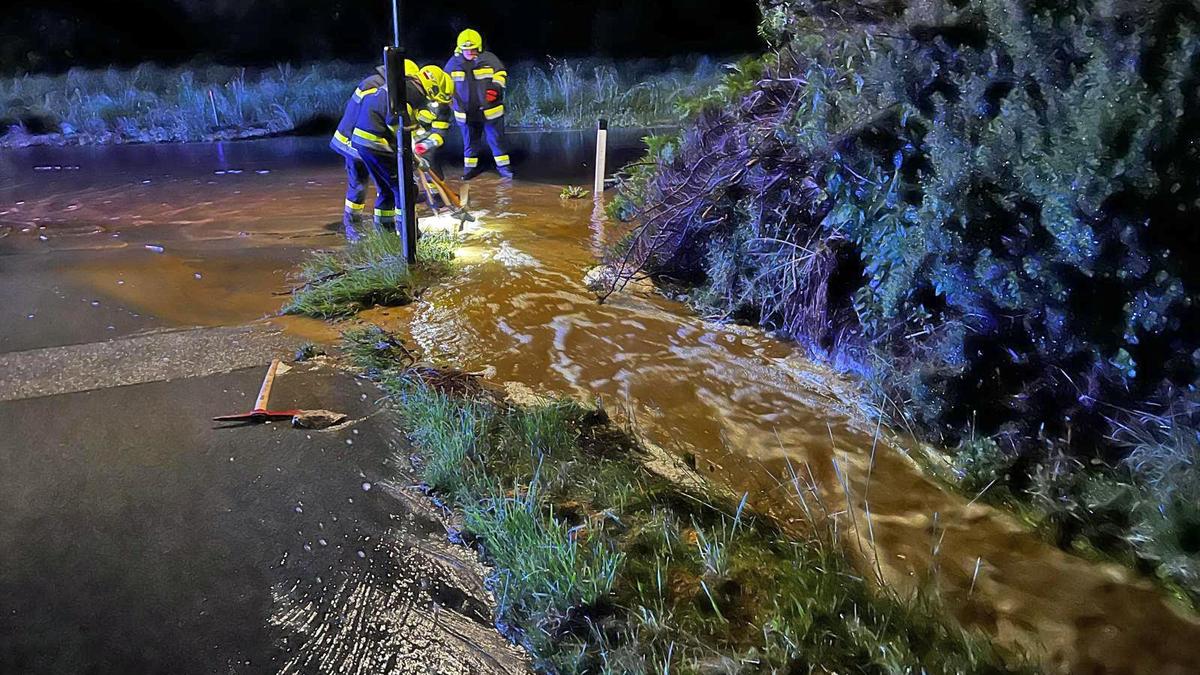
[610,0,1200,593]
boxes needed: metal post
[391,0,401,46]
[387,0,417,264]
[594,118,608,200]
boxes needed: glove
[485,88,502,104]
[414,142,430,156]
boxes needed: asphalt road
[0,360,527,674]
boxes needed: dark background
[1,0,763,73]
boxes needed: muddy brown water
[4,135,1200,673]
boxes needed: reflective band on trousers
[375,209,397,217]
[494,154,511,166]
[464,157,479,167]
[345,200,366,211]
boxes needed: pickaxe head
[213,408,305,424]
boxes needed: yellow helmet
[457,28,483,52]
[404,58,420,80]
[419,65,454,103]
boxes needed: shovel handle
[415,169,442,214]
[425,168,461,208]
[254,359,281,411]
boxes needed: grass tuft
[282,229,455,318]
[506,399,581,459]
[398,382,495,493]
[464,487,624,636]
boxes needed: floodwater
[3,133,1200,673]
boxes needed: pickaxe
[213,359,303,423]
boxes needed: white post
[594,118,608,199]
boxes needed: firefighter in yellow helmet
[444,28,512,180]
[412,65,454,165]
[339,59,447,236]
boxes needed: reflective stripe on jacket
[349,77,437,157]
[331,68,386,160]
[413,101,453,148]
[444,51,507,122]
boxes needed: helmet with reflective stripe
[419,65,454,104]
[457,29,483,52]
[404,58,420,80]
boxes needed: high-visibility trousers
[343,157,370,235]
[359,149,418,232]
[460,116,511,176]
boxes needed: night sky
[1,0,763,73]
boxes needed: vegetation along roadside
[605,0,1200,604]
[0,58,721,148]
[282,229,455,319]
[335,323,1028,674]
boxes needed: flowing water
[4,135,1200,673]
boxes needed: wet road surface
[0,138,536,673]
[0,364,526,674]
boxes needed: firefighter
[348,60,446,233]
[330,66,386,240]
[412,65,455,167]
[444,28,512,180]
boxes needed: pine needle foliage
[610,0,1200,594]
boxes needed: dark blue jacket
[349,77,433,157]
[444,51,507,123]
[331,68,386,160]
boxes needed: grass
[343,326,1029,674]
[463,487,625,642]
[945,418,1200,609]
[0,57,722,147]
[559,185,590,200]
[282,229,455,318]
[505,57,722,130]
[0,62,360,145]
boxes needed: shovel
[415,168,443,216]
[416,156,475,224]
